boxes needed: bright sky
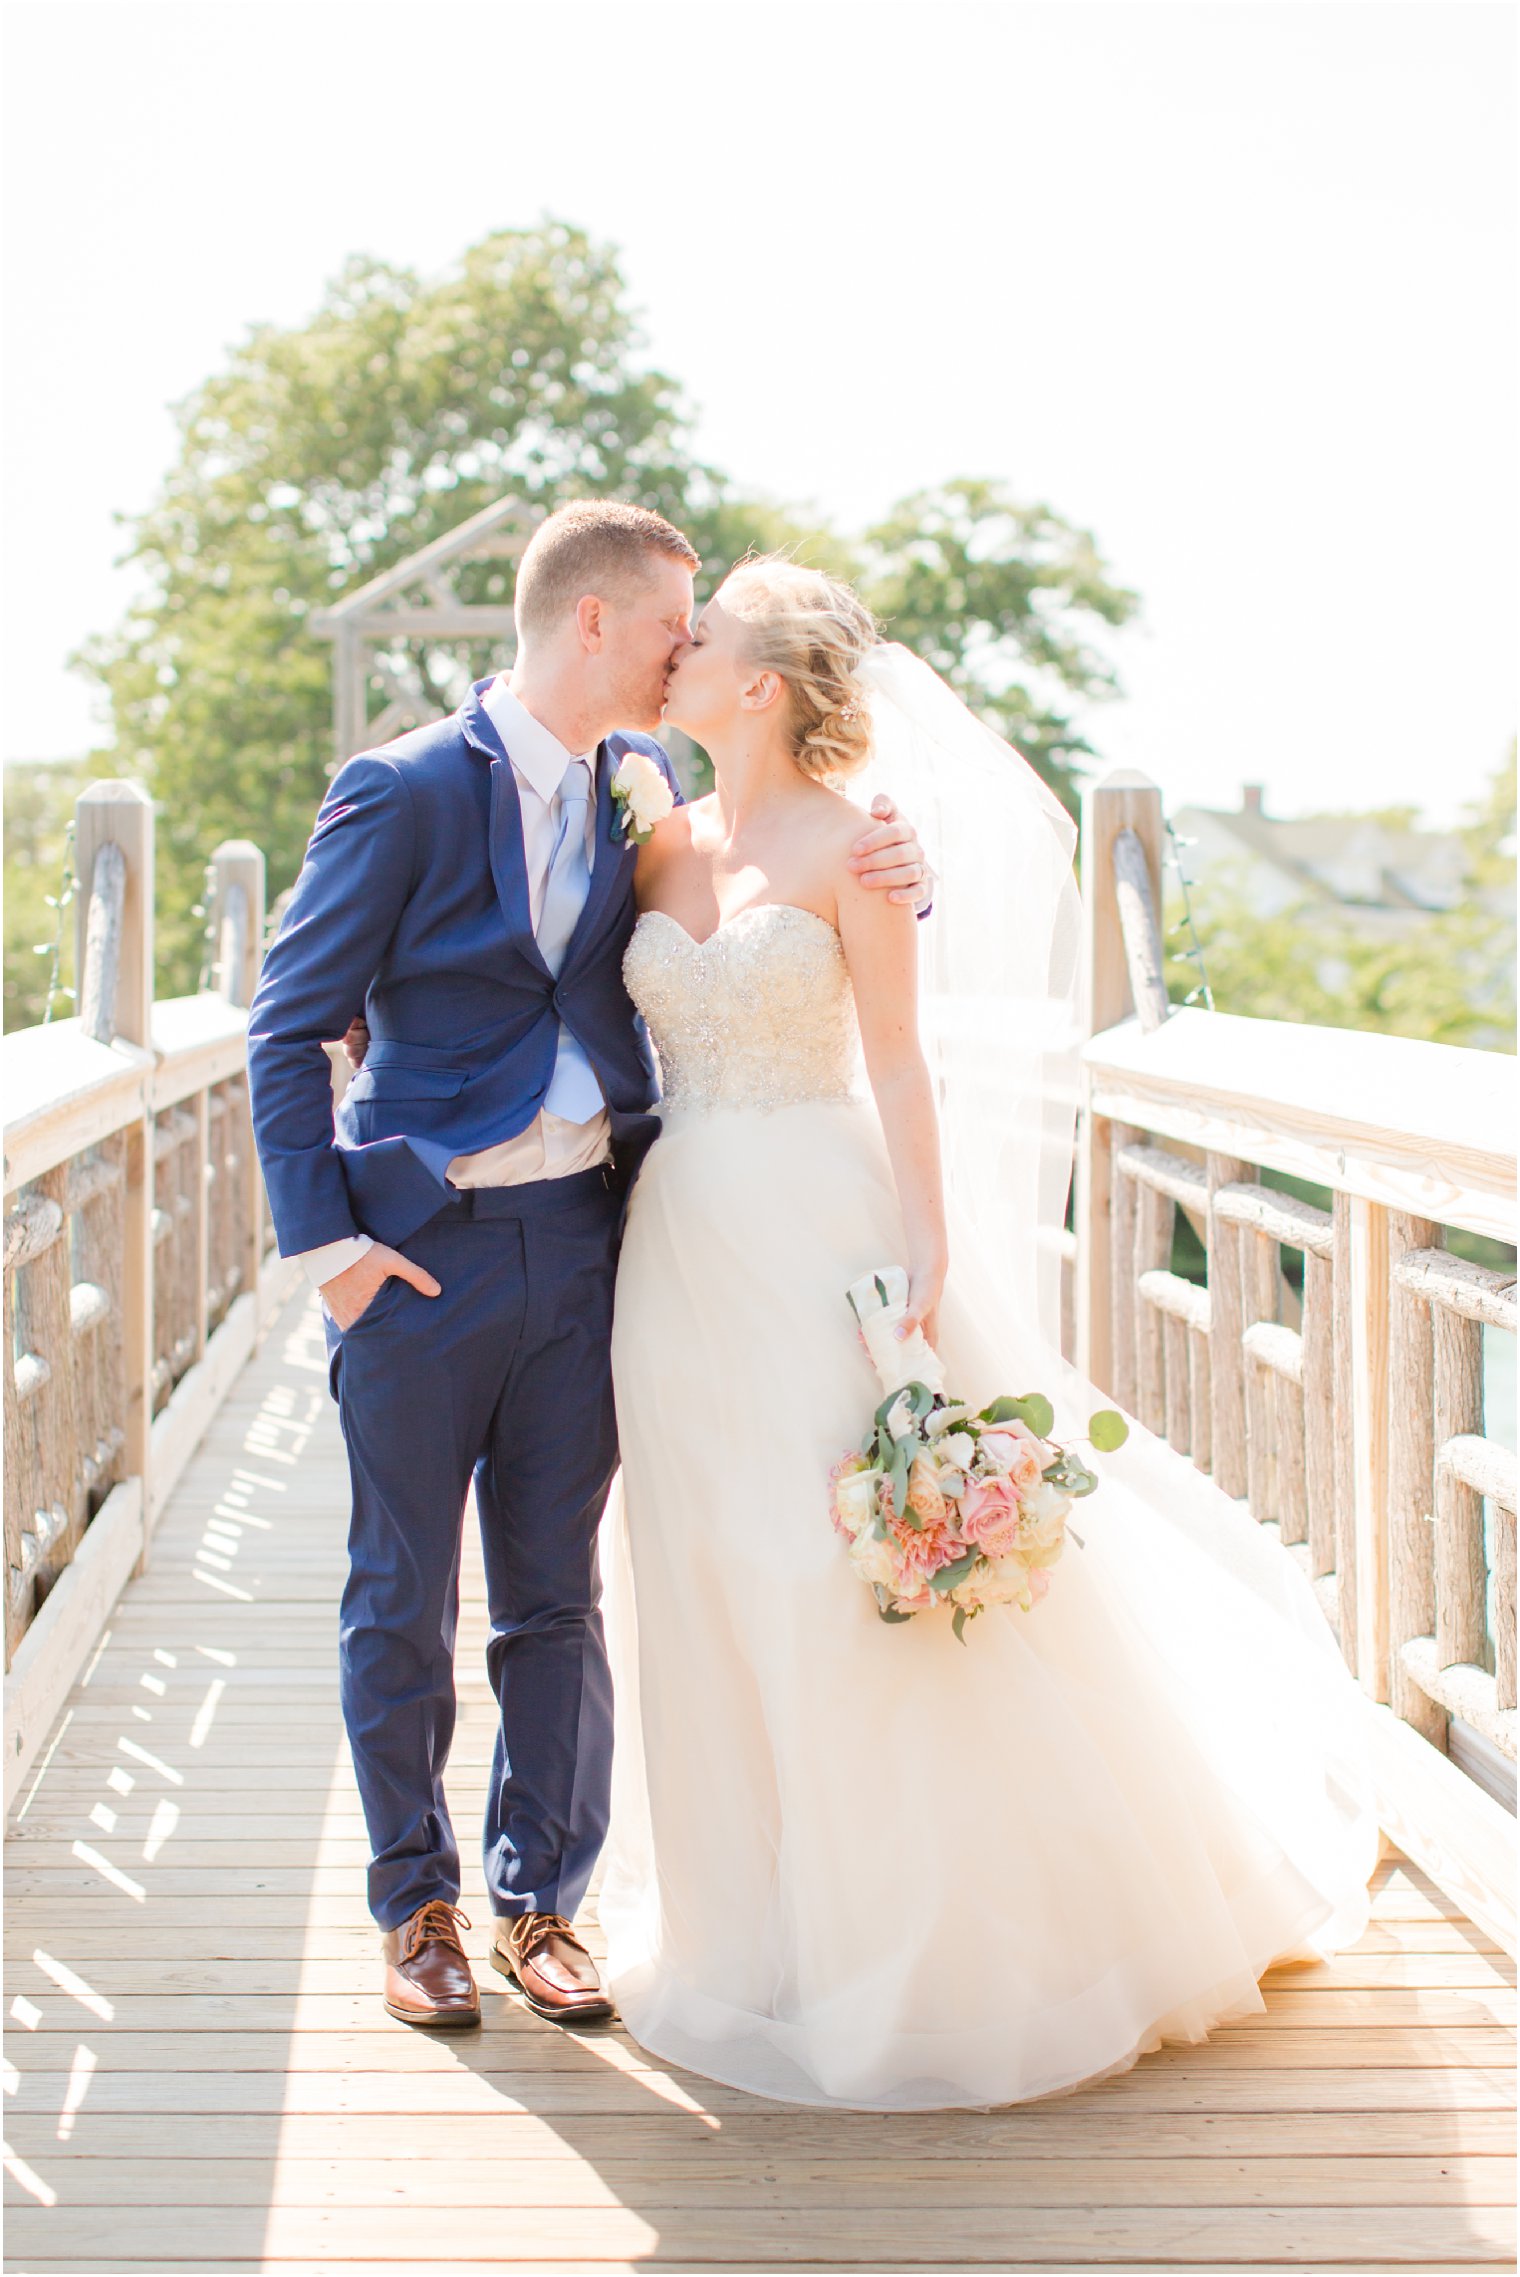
[2,0,1514,826]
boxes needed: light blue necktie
[536,758,604,1122]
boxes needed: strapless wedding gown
[600,903,1378,2111]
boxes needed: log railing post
[1077,770,1165,1398]
[1387,1212,1445,1745]
[1206,1154,1252,1499]
[211,840,268,1317]
[210,839,266,1009]
[1432,1303,1488,1669]
[1107,1123,1142,1411]
[73,784,155,1528]
[1347,1195,1392,1701]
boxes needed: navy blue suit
[248,682,680,1929]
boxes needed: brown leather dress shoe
[491,1911,615,2027]
[381,1901,480,2030]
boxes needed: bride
[599,557,1379,2111]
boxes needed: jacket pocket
[345,1062,468,1105]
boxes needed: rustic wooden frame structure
[308,494,540,765]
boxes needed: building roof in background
[1172,785,1472,916]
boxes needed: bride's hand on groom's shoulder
[321,1243,442,1331]
[848,795,934,910]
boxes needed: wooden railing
[1076,770,1517,1950]
[2,785,289,1810]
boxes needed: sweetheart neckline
[635,903,841,951]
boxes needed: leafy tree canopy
[77,220,1135,994]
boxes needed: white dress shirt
[297,677,612,1292]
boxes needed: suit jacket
[247,680,682,1257]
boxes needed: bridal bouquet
[831,1269,1127,1639]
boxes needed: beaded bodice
[624,905,859,1114]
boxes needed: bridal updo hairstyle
[722,558,878,782]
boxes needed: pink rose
[958,1474,1025,1559]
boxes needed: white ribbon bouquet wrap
[834,1268,1127,1636]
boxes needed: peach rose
[981,1431,1048,1495]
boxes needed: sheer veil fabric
[598,645,1380,2112]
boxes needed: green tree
[78,223,1138,995]
[82,222,719,990]
[856,478,1139,814]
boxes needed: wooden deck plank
[5,2110,1515,2160]
[7,1953,1511,1995]
[7,1989,1517,2035]
[6,1282,1515,2274]
[6,2066,1515,2117]
[5,2203,1515,2264]
[8,2152,1516,2209]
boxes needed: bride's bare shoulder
[635,794,710,895]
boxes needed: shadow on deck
[4,1285,1515,2273]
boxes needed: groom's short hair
[513,501,700,639]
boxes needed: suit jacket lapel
[486,756,552,980]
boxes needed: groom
[248,501,930,2030]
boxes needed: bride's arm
[835,867,948,1345]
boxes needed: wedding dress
[599,649,1379,2111]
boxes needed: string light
[1163,816,1215,1011]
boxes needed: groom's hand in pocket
[321,1244,442,1332]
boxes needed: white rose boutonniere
[611,750,675,845]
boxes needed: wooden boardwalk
[4,1284,1514,2274]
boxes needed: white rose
[969,1555,1036,1609]
[851,1531,903,1588]
[926,1403,972,1438]
[614,751,676,835]
[936,1432,975,1470]
[1023,1480,1071,1527]
[834,1467,881,1536]
[884,1391,921,1444]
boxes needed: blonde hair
[720,558,878,780]
[514,501,699,640]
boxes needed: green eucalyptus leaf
[1014,1393,1055,1438]
[951,1606,968,1645]
[1088,1408,1130,1452]
[930,1549,982,1594]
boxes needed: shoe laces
[402,1900,471,1963]
[512,1910,576,1960]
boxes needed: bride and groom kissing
[248,499,1377,2113]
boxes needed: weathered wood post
[212,840,268,1314]
[1076,770,1165,1394]
[1432,1301,1488,1671]
[1206,1154,1253,1500]
[73,784,155,1523]
[1348,1194,1393,1699]
[1387,1213,1445,1744]
[211,840,266,1008]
